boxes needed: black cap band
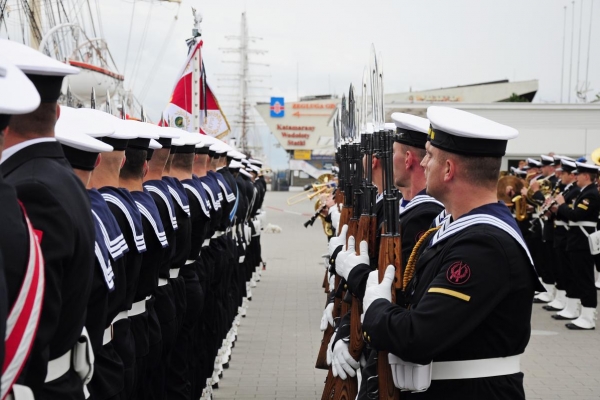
[127,138,151,151]
[158,138,172,148]
[61,145,99,171]
[561,164,576,173]
[172,144,196,154]
[26,74,64,103]
[0,114,10,131]
[195,146,210,155]
[146,149,154,161]
[102,137,129,151]
[395,127,427,149]
[428,126,507,157]
[576,165,598,174]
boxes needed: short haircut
[172,153,195,172]
[585,172,598,181]
[120,148,147,180]
[437,148,501,188]
[8,103,57,136]
[399,143,426,160]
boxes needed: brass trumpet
[286,173,336,205]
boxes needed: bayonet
[91,87,96,110]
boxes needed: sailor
[90,119,145,399]
[0,55,44,400]
[190,137,221,399]
[163,131,207,400]
[331,113,445,392]
[142,127,181,400]
[359,106,542,399]
[117,120,170,400]
[545,159,580,313]
[54,110,121,399]
[0,38,96,400]
[531,154,559,303]
[554,161,600,330]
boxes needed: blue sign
[270,97,285,118]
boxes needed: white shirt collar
[0,137,57,165]
[376,193,383,203]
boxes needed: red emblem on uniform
[446,261,471,285]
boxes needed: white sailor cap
[229,160,243,169]
[119,120,161,151]
[0,57,40,126]
[527,158,542,168]
[228,150,246,160]
[510,167,527,177]
[427,106,518,157]
[391,112,429,149]
[56,117,113,171]
[239,168,252,178]
[559,159,577,173]
[249,158,263,167]
[574,161,599,175]
[540,155,555,166]
[0,38,78,102]
[209,141,230,155]
[57,106,116,139]
[153,126,181,149]
[172,131,204,154]
[249,165,261,173]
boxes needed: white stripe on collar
[400,194,444,216]
[217,179,236,202]
[167,186,191,216]
[95,242,115,290]
[201,182,220,210]
[183,183,211,218]
[101,193,146,252]
[135,202,169,248]
[91,210,128,260]
[145,185,178,230]
[430,213,533,265]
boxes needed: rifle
[316,107,350,370]
[374,51,402,400]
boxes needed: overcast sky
[63,0,600,166]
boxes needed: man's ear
[120,154,126,169]
[444,158,455,182]
[142,160,149,178]
[94,154,102,169]
[405,150,413,170]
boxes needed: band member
[554,162,600,330]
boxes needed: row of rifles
[315,46,403,400]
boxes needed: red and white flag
[161,41,230,138]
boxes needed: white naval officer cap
[229,160,243,169]
[154,126,181,150]
[0,38,78,103]
[427,106,518,157]
[209,141,231,155]
[239,168,252,178]
[540,154,555,166]
[527,158,542,168]
[391,112,429,149]
[558,159,577,173]
[0,56,41,130]
[248,158,263,167]
[228,150,246,161]
[574,161,599,175]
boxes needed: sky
[6,0,599,168]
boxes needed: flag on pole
[161,41,231,138]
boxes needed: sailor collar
[100,187,146,253]
[399,189,444,216]
[144,180,178,230]
[88,188,128,261]
[430,202,534,268]
[130,189,169,249]
[162,176,191,217]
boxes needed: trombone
[286,183,334,205]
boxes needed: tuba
[497,175,528,221]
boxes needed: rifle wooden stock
[323,269,329,292]
[335,189,345,206]
[340,206,352,231]
[316,274,342,370]
[376,235,403,400]
[329,290,358,400]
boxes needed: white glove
[336,237,370,281]
[328,224,348,257]
[326,332,335,366]
[362,266,395,322]
[258,210,267,224]
[252,218,261,235]
[331,208,341,233]
[244,223,251,243]
[331,340,360,380]
[320,303,334,331]
[328,274,335,293]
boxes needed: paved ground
[214,191,600,400]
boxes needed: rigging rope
[128,0,153,92]
[122,0,136,83]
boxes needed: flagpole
[192,9,202,132]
